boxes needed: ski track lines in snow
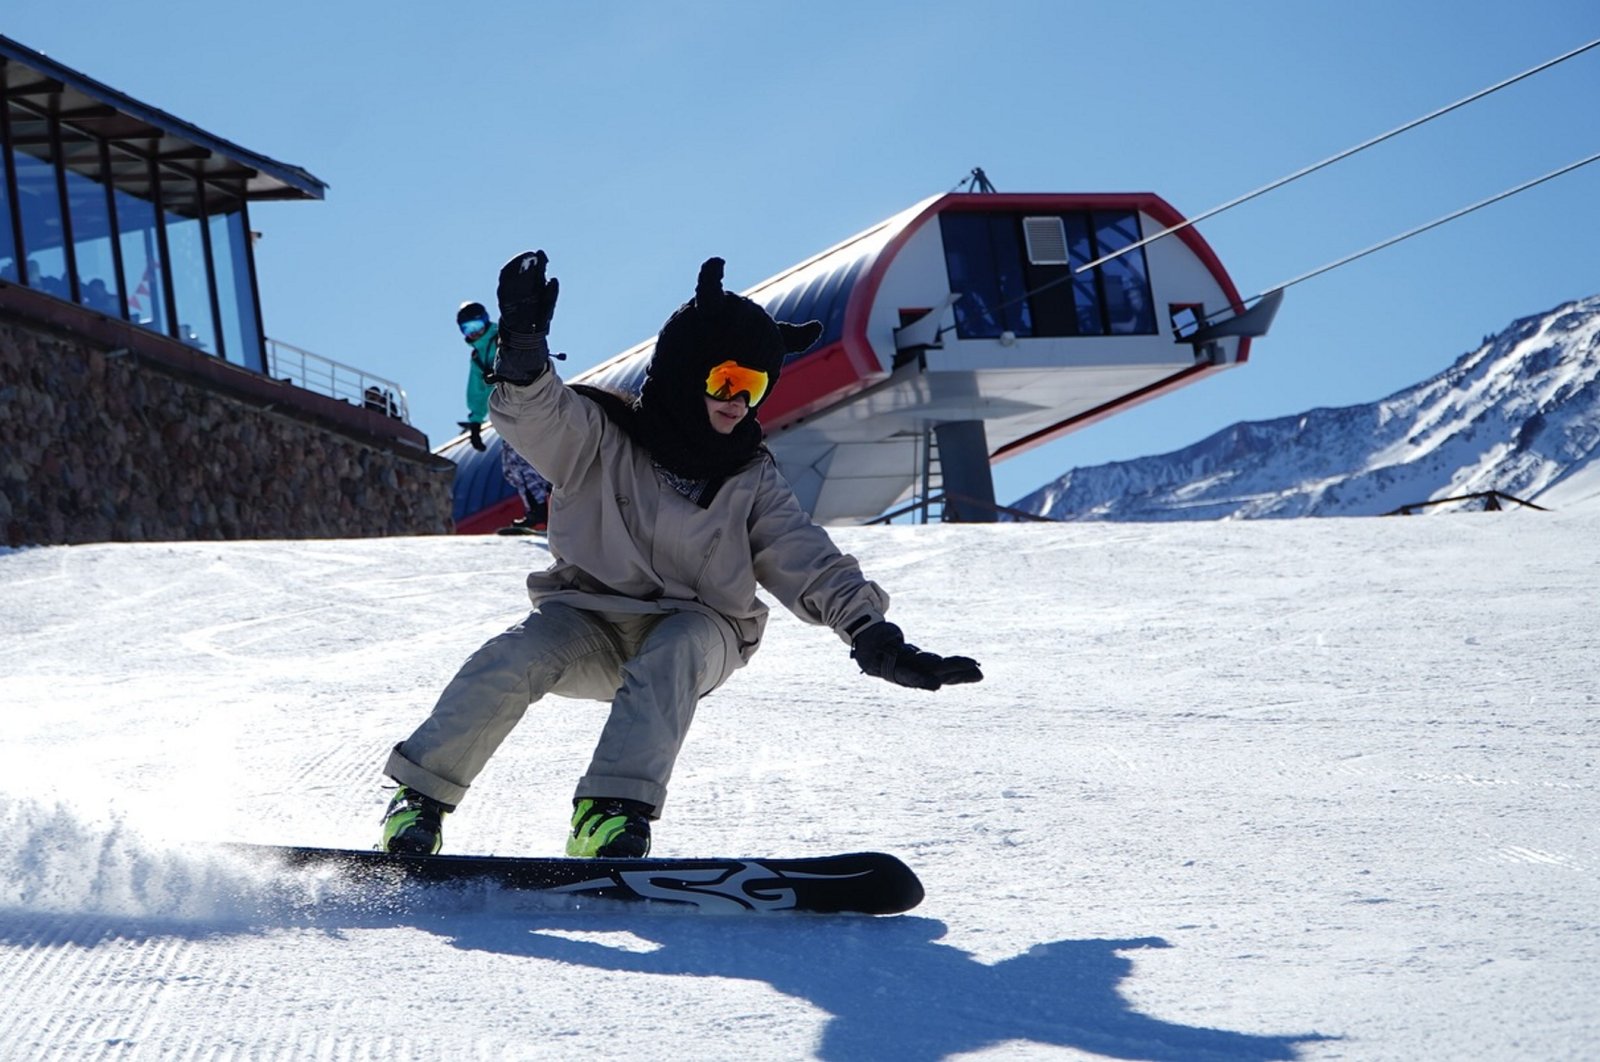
[1,519,1597,1060]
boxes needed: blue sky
[10,1,1600,506]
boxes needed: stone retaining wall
[1,306,456,547]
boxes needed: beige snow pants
[384,602,732,815]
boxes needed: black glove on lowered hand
[493,249,560,385]
[851,620,983,691]
[459,421,486,451]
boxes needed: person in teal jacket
[457,301,498,450]
[457,301,552,531]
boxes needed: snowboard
[235,845,924,915]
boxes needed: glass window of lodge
[1,91,266,372]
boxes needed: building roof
[444,190,1265,527]
[0,35,326,201]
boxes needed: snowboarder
[457,300,552,532]
[383,252,983,857]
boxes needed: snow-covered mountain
[1016,294,1600,520]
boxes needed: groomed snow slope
[1,518,1596,1060]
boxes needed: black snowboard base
[232,844,924,915]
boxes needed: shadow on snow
[0,874,1334,1062]
[442,909,1334,1062]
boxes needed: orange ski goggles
[704,360,771,406]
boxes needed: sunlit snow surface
[2,519,1596,1060]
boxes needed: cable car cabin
[447,191,1273,531]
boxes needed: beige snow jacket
[489,370,889,679]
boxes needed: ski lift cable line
[1076,36,1600,276]
[939,38,1600,339]
[1244,148,1600,306]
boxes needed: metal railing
[265,337,411,423]
[1384,490,1548,516]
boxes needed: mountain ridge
[1015,293,1600,519]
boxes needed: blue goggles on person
[460,318,489,337]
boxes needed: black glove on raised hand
[459,421,486,451]
[493,249,560,385]
[850,620,984,692]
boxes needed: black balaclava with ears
[621,257,822,488]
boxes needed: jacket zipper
[693,529,723,590]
